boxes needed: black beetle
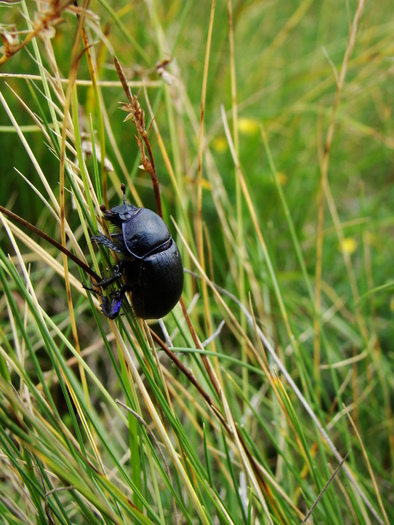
[88,184,183,320]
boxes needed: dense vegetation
[0,1,393,523]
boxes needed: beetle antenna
[121,183,126,204]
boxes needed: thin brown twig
[150,324,276,511]
[149,329,228,426]
[113,56,162,218]
[0,205,100,281]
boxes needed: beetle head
[100,203,140,226]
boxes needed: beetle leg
[109,232,122,239]
[82,263,123,290]
[91,233,128,255]
[98,287,127,319]
[93,264,123,289]
[83,284,128,319]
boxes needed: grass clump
[0,1,393,523]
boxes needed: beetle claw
[84,283,127,319]
[99,289,125,319]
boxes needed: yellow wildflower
[339,238,358,254]
[212,136,228,153]
[238,117,260,135]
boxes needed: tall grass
[0,1,393,523]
